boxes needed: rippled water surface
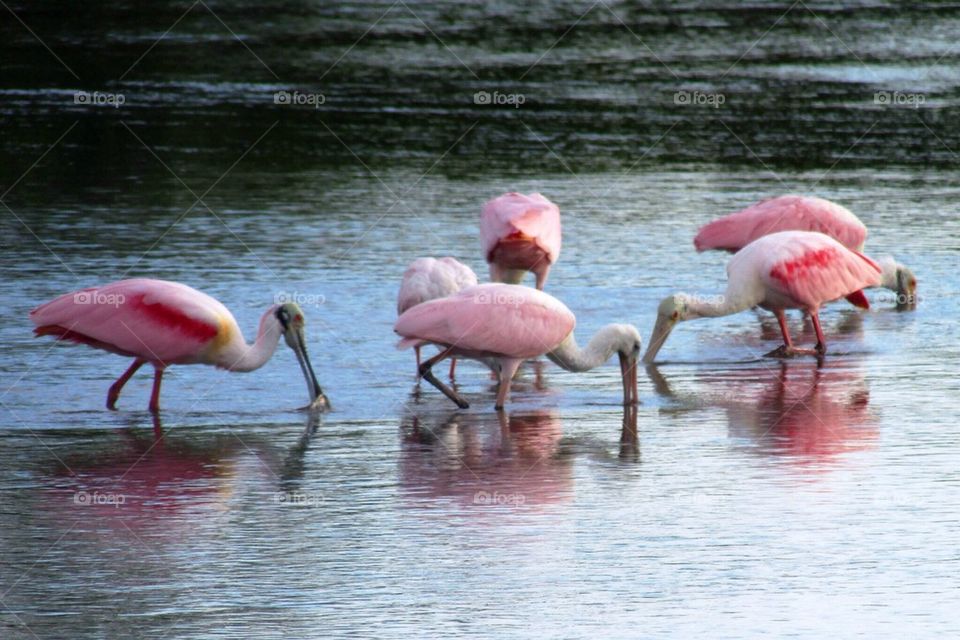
[2,2,959,638]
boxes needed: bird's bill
[618,351,639,405]
[287,327,330,411]
[641,314,676,364]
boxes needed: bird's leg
[494,358,523,410]
[107,359,146,410]
[776,309,793,349]
[148,366,165,413]
[810,312,827,356]
[765,309,819,358]
[764,310,794,358]
[150,413,165,439]
[448,357,457,380]
[414,345,421,376]
[533,264,549,291]
[419,347,469,409]
[532,360,545,389]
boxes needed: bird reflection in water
[43,412,322,533]
[399,405,640,510]
[647,360,878,468]
[399,409,573,511]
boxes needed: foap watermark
[473,90,526,109]
[874,90,925,108]
[873,290,922,307]
[274,90,326,109]
[73,491,126,508]
[274,491,325,507]
[73,291,125,307]
[473,490,526,506]
[74,91,125,108]
[674,90,725,108]
[275,291,326,309]
[687,293,726,306]
[472,290,526,307]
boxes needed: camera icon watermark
[873,90,925,108]
[274,90,326,109]
[673,90,725,108]
[274,291,326,309]
[73,491,126,508]
[73,91,125,108]
[73,291,126,307]
[473,90,526,109]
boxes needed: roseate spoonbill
[394,283,640,409]
[397,257,478,377]
[480,192,561,290]
[693,194,917,307]
[642,231,882,362]
[30,278,329,412]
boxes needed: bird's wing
[30,279,227,363]
[480,193,561,262]
[438,257,479,289]
[394,284,575,360]
[397,258,480,314]
[695,195,868,252]
[747,232,882,309]
[397,258,436,314]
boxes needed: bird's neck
[877,258,899,290]
[547,326,624,372]
[491,266,528,285]
[217,310,282,372]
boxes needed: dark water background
[1,2,958,638]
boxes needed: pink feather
[694,195,868,253]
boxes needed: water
[2,2,959,638]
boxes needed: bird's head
[895,265,918,309]
[642,294,694,364]
[878,257,918,309]
[275,303,330,411]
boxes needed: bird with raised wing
[395,283,640,409]
[30,278,329,412]
[643,231,883,362]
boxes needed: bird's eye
[671,311,679,320]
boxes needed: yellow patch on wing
[202,313,240,360]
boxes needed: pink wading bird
[480,192,561,290]
[693,195,917,308]
[394,283,641,410]
[397,257,478,377]
[30,279,329,412]
[643,231,883,362]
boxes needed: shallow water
[2,2,959,638]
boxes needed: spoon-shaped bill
[285,326,330,410]
[641,313,677,364]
